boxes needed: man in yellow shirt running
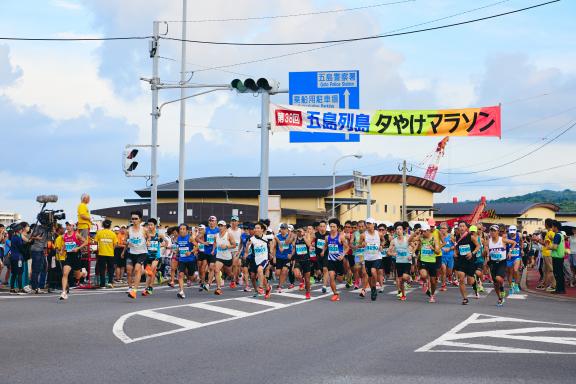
[94,220,118,288]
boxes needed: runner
[59,222,89,300]
[472,224,488,297]
[387,222,412,301]
[323,219,348,302]
[228,216,242,289]
[506,225,523,295]
[246,222,272,299]
[197,216,218,291]
[417,222,441,302]
[213,220,236,295]
[378,223,392,293]
[176,224,196,299]
[352,220,366,294]
[292,227,313,299]
[428,218,443,284]
[342,221,355,288]
[439,223,456,291]
[113,226,127,285]
[125,211,149,299]
[314,221,328,292]
[360,218,381,301]
[454,222,481,305]
[487,225,516,306]
[239,223,254,292]
[272,223,293,293]
[142,218,167,296]
[168,227,179,288]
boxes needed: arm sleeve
[553,234,562,246]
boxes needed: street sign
[289,70,360,143]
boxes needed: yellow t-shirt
[432,228,442,257]
[77,203,91,230]
[542,230,554,257]
[94,229,118,257]
[54,235,67,261]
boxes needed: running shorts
[294,259,311,275]
[454,257,476,277]
[126,253,147,267]
[325,259,344,276]
[216,258,233,268]
[197,252,209,262]
[63,252,82,270]
[395,263,411,277]
[249,259,268,274]
[435,256,442,270]
[381,257,392,275]
[114,248,126,268]
[506,256,521,268]
[275,258,290,270]
[441,254,454,269]
[420,261,438,276]
[489,260,507,280]
[178,260,197,275]
[365,259,382,277]
[345,253,355,268]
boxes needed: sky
[1,0,576,221]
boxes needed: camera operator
[29,223,50,294]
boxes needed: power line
[444,160,576,186]
[162,0,416,23]
[0,36,151,41]
[190,0,515,73]
[161,1,559,46]
[426,119,576,175]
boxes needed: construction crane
[423,137,449,181]
[443,196,496,227]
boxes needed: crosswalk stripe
[312,283,346,293]
[234,297,286,308]
[138,310,202,329]
[190,303,250,317]
[275,292,307,299]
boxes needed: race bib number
[316,239,326,249]
[130,238,141,245]
[510,248,520,257]
[65,241,76,252]
[296,244,308,255]
[459,244,471,255]
[254,245,267,258]
[366,244,379,252]
[396,250,409,263]
[328,243,339,254]
[148,240,159,251]
[490,251,505,261]
[179,247,189,256]
[198,243,205,252]
[206,234,215,244]
[421,246,434,256]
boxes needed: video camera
[35,195,66,229]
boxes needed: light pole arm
[157,87,230,116]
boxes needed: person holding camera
[29,223,49,294]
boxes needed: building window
[143,209,149,217]
[116,210,120,215]
[384,204,388,213]
[187,209,193,217]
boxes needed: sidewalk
[523,266,576,301]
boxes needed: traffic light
[123,148,139,175]
[231,78,279,93]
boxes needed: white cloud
[52,0,83,11]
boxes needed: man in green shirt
[550,220,566,294]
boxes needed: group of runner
[57,210,538,307]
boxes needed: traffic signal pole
[259,90,271,220]
[177,0,187,225]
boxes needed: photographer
[29,223,49,294]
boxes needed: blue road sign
[289,70,360,143]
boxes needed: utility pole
[177,0,187,225]
[259,90,270,220]
[398,160,412,222]
[150,21,160,220]
[366,176,372,218]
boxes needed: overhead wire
[160,1,559,46]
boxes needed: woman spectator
[9,222,30,294]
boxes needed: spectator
[29,223,49,294]
[538,219,556,291]
[569,228,576,287]
[94,219,118,288]
[550,221,566,294]
[77,193,92,240]
[114,226,127,283]
[9,222,30,294]
[0,224,6,285]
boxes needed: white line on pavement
[138,310,203,329]
[190,302,250,317]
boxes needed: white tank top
[363,231,381,261]
[128,225,148,255]
[216,232,232,260]
[488,236,507,262]
[228,228,242,252]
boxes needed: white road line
[190,302,250,317]
[312,283,346,293]
[234,297,286,308]
[467,288,494,298]
[507,293,527,299]
[275,292,307,299]
[138,310,202,329]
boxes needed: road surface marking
[190,302,250,317]
[467,288,494,298]
[114,291,331,344]
[138,310,203,329]
[416,313,576,354]
[507,293,527,299]
[276,292,308,299]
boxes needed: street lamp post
[332,154,362,219]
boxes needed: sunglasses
[131,218,139,221]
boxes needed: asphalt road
[1,280,575,384]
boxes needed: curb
[520,268,576,302]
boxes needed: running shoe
[440,284,447,292]
[288,284,295,289]
[215,288,223,296]
[400,295,407,301]
[426,288,431,297]
[9,289,17,295]
[264,286,271,299]
[353,284,359,290]
[128,289,136,299]
[310,277,316,284]
[508,288,515,296]
[370,289,377,301]
[106,283,114,289]
[514,284,520,294]
[299,282,305,291]
[199,284,205,292]
[330,293,340,302]
[146,286,153,294]
[478,284,485,293]
[497,298,504,307]
[252,292,259,298]
[359,289,366,298]
[535,284,545,290]
[305,292,311,300]
[203,284,209,292]
[345,282,351,289]
[230,281,237,289]
[545,286,556,292]
[378,287,384,294]
[258,287,264,295]
[452,279,460,287]
[59,292,68,300]
[187,280,192,288]
[177,291,185,299]
[429,295,436,303]
[322,287,327,293]
[145,265,153,277]
[461,298,469,305]
[276,287,283,293]
[168,282,175,288]
[125,287,132,293]
[142,289,150,297]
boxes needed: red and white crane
[423,137,449,181]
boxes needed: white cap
[508,225,517,233]
[288,224,294,231]
[420,222,431,231]
[217,220,227,226]
[365,217,377,224]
